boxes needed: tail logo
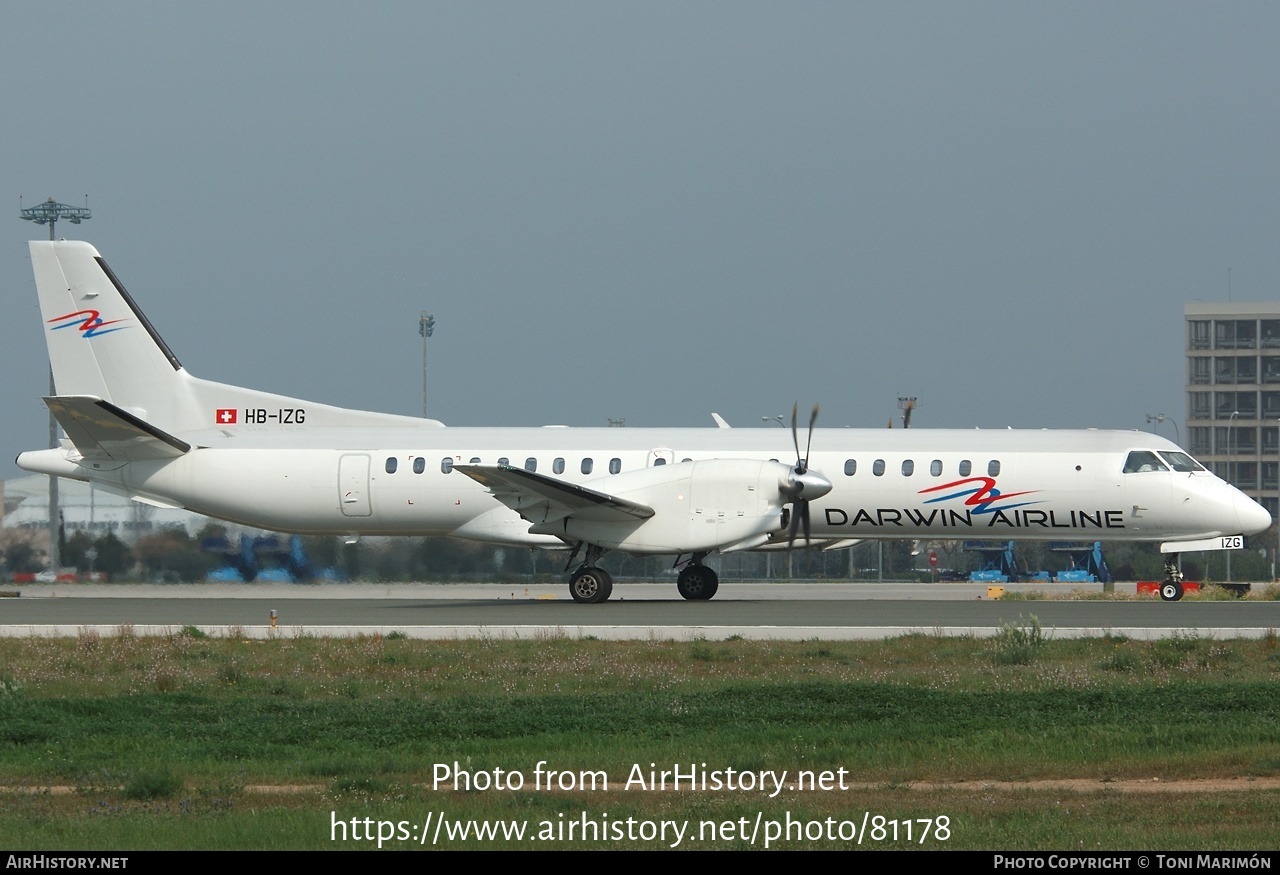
[48,309,129,338]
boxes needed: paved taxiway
[3,582,1277,640]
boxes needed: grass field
[1,624,1278,849]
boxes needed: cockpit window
[1159,451,1205,473]
[1123,450,1169,473]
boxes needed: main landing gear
[676,554,719,601]
[566,543,613,604]
[569,565,613,604]
[1160,554,1184,602]
[563,545,722,603]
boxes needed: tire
[677,565,719,601]
[569,567,613,604]
[1159,581,1184,602]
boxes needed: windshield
[1123,450,1169,473]
[1158,451,1205,473]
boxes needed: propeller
[780,403,832,547]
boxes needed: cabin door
[339,454,372,517]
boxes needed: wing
[453,464,654,525]
[44,395,191,461]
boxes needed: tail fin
[30,241,438,434]
[31,241,184,423]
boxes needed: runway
[3,581,1277,640]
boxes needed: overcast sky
[3,2,1278,478]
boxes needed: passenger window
[1123,451,1169,474]
[844,459,857,476]
[581,458,593,475]
[413,457,425,474]
[385,457,397,474]
[930,459,942,477]
[441,458,454,474]
[525,457,537,472]
[553,457,565,474]
[609,458,622,474]
[654,457,667,466]
[873,459,885,476]
[988,460,1001,477]
[681,458,692,463]
[959,460,972,477]
[901,460,914,476]
[498,457,509,467]
[469,457,481,465]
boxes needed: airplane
[15,240,1273,603]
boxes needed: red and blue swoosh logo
[48,310,130,338]
[919,477,1039,515]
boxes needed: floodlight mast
[20,196,91,240]
[419,311,435,418]
[19,196,92,575]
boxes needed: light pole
[1145,413,1181,446]
[418,312,435,418]
[761,415,786,579]
[1228,410,1239,582]
[20,197,91,575]
[20,196,90,233]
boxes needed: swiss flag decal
[216,408,238,425]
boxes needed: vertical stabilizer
[31,240,181,425]
[29,240,440,434]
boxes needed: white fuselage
[21,425,1269,552]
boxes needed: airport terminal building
[1186,302,1280,518]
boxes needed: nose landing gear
[1160,554,1184,602]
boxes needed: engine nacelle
[528,458,793,553]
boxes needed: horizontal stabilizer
[454,464,654,525]
[45,396,191,461]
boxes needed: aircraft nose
[1236,493,1273,536]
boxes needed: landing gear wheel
[1159,581,1184,602]
[569,567,613,604]
[677,565,719,601]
